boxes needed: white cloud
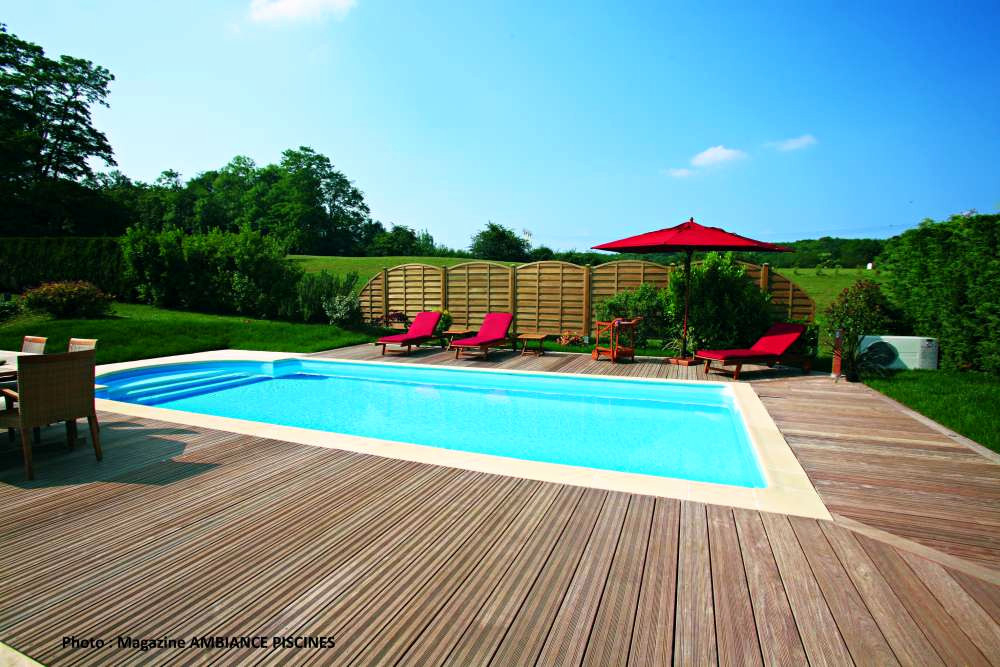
[250,0,357,22]
[690,145,747,167]
[666,167,693,178]
[768,134,817,151]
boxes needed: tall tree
[469,222,530,261]
[0,24,116,234]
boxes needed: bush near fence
[357,257,814,335]
[0,237,130,297]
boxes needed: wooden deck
[1,346,998,665]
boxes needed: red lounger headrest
[478,312,513,340]
[750,322,806,356]
[408,311,441,338]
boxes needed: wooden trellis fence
[358,260,814,335]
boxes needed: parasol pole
[680,248,693,358]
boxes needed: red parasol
[593,218,792,361]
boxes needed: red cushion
[696,348,771,361]
[408,311,441,338]
[750,322,806,355]
[477,312,513,340]
[378,332,429,344]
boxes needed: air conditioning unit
[858,335,938,370]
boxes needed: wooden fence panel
[590,261,672,333]
[358,270,384,324]
[386,264,443,321]
[741,261,815,321]
[515,262,587,335]
[354,258,815,332]
[445,262,514,329]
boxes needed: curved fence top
[358,259,814,334]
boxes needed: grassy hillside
[775,267,887,315]
[288,255,516,291]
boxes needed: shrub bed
[23,281,113,318]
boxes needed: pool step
[111,372,250,401]
[134,375,269,406]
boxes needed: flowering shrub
[558,331,584,346]
[323,295,362,327]
[23,281,112,318]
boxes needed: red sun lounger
[451,312,514,359]
[695,322,810,380]
[376,311,442,355]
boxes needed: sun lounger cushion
[452,312,513,347]
[377,311,441,344]
[696,323,806,361]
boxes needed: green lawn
[865,370,1000,453]
[0,303,372,365]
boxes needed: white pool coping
[95,350,830,520]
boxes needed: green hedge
[0,237,130,296]
[880,213,1000,373]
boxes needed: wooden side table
[441,329,475,349]
[517,333,547,356]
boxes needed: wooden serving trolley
[591,317,642,363]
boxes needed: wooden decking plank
[193,468,499,667]
[149,469,490,667]
[760,511,854,666]
[352,482,564,665]
[331,480,547,665]
[441,487,597,666]
[3,446,385,639]
[707,505,763,666]
[952,569,1000,622]
[673,502,717,665]
[628,497,680,667]
[580,495,656,666]
[256,476,529,666]
[732,508,808,665]
[857,534,991,666]
[400,486,584,666]
[787,516,898,665]
[898,550,1000,664]
[32,456,433,665]
[485,490,611,666]
[819,521,944,666]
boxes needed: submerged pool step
[133,375,270,406]
[110,371,252,401]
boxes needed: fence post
[760,262,770,291]
[831,328,843,379]
[440,266,448,312]
[509,266,517,332]
[380,267,389,323]
[583,265,592,340]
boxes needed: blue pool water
[96,359,765,488]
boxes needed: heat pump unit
[858,336,938,370]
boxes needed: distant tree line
[0,22,888,268]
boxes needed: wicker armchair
[0,349,102,480]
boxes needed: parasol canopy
[592,218,792,361]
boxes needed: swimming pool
[97,358,766,488]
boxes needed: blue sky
[6,0,999,250]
